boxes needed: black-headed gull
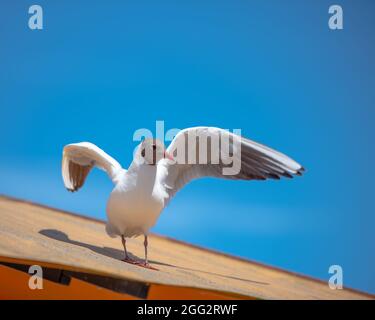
[62,127,304,268]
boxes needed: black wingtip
[268,173,281,180]
[296,166,306,176]
[281,172,293,179]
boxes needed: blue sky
[1,1,374,294]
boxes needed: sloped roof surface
[0,196,372,299]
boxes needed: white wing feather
[161,127,304,203]
[62,142,123,192]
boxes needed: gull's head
[137,138,173,165]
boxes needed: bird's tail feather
[105,223,118,238]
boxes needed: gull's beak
[164,150,174,161]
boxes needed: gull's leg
[121,235,129,260]
[121,235,142,265]
[141,235,157,270]
[143,234,148,266]
[121,233,157,270]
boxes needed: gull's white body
[62,127,304,243]
[106,162,168,238]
